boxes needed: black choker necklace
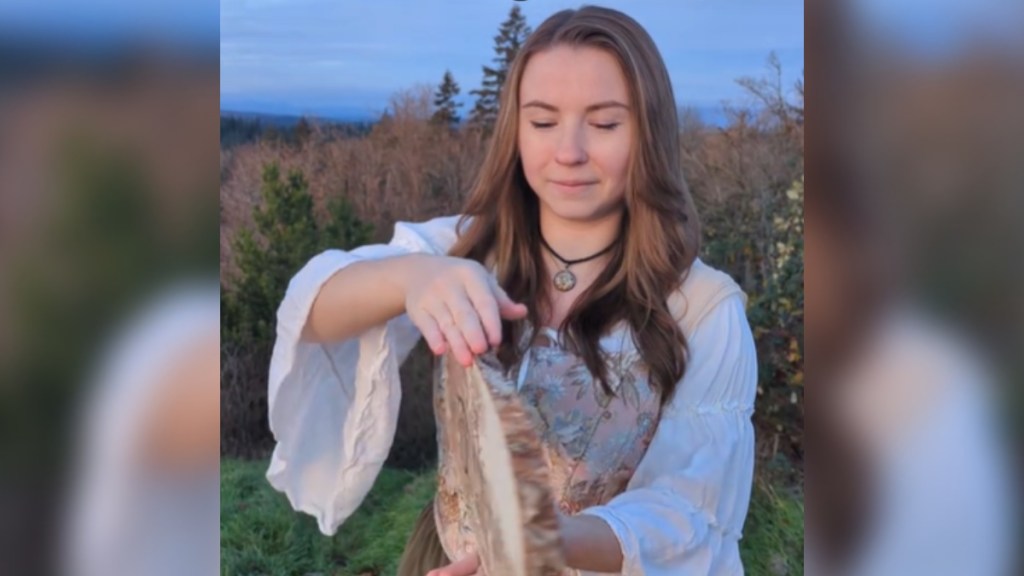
[539,235,618,292]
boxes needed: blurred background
[806,0,1022,575]
[0,0,219,574]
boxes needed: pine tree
[469,5,531,134]
[431,70,463,130]
[223,163,373,346]
[292,117,313,146]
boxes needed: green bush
[220,163,374,458]
[701,176,804,468]
[222,162,373,348]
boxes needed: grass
[739,480,805,576]
[221,459,437,576]
[221,459,803,576]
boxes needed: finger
[457,553,481,575]
[414,310,447,356]
[449,296,490,356]
[430,552,481,576]
[437,305,474,366]
[464,280,502,347]
[491,280,528,320]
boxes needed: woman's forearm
[301,253,430,343]
[561,514,624,573]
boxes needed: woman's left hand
[426,548,481,576]
[427,514,582,576]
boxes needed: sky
[219,0,805,121]
[5,0,1019,120]
[0,0,219,48]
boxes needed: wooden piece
[436,352,566,576]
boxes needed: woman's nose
[554,127,588,166]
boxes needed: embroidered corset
[434,327,662,570]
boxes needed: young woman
[266,6,757,575]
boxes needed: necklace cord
[539,235,619,266]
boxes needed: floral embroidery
[436,327,663,574]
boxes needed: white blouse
[266,215,758,575]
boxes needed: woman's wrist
[392,253,448,307]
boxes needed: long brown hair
[449,5,701,406]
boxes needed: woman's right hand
[426,547,480,576]
[403,255,528,367]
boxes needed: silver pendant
[553,269,576,292]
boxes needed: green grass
[739,481,805,576]
[221,459,437,576]
[222,459,803,576]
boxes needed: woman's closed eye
[528,121,621,131]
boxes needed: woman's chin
[539,200,624,225]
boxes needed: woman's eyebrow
[521,100,630,113]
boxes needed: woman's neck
[536,209,623,329]
[538,210,623,261]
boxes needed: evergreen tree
[263,125,283,144]
[292,117,313,146]
[223,163,372,346]
[469,5,531,134]
[431,70,463,130]
[322,192,374,253]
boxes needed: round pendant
[553,269,577,292]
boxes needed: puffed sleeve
[265,214,463,535]
[578,291,758,575]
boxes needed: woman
[266,6,757,575]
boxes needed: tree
[468,5,531,134]
[688,57,805,465]
[736,52,803,133]
[292,117,313,147]
[431,70,463,130]
[262,125,283,144]
[222,163,372,346]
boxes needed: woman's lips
[550,180,598,190]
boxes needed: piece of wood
[436,352,566,576]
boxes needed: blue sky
[0,0,219,48]
[220,0,804,121]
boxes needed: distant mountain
[220,110,295,127]
[219,111,377,150]
[221,105,732,129]
[220,110,367,128]
[219,100,381,122]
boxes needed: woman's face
[518,45,634,226]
